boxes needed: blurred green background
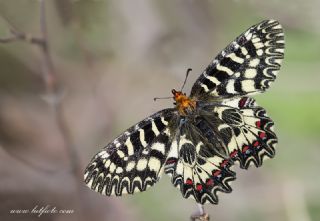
[0,0,319,221]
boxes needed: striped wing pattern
[84,19,284,205]
[190,19,284,99]
[84,109,178,195]
[201,97,277,169]
[164,119,236,204]
[164,97,277,204]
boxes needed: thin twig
[0,15,44,45]
[0,32,44,45]
[37,0,83,180]
[190,204,210,221]
[0,0,83,186]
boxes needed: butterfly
[84,19,284,204]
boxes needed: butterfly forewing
[190,19,284,100]
[84,109,178,195]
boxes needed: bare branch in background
[0,15,44,45]
[0,0,83,200]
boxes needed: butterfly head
[172,89,196,115]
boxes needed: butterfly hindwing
[84,109,178,195]
[164,119,236,204]
[201,97,277,169]
[190,19,284,99]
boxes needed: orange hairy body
[172,89,196,116]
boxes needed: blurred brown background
[0,0,319,221]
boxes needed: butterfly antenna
[181,68,192,91]
[153,96,172,102]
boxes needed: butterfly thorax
[172,89,196,116]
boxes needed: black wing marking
[190,19,284,100]
[200,97,277,169]
[84,109,178,195]
[164,119,236,204]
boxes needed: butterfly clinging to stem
[84,19,284,205]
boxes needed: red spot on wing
[242,145,250,153]
[196,184,203,191]
[220,159,229,168]
[186,179,193,185]
[230,150,238,158]
[213,170,221,177]
[256,121,261,128]
[259,132,266,139]
[239,97,248,108]
[165,158,177,165]
[230,150,238,157]
[253,141,260,147]
[206,179,214,186]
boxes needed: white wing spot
[217,63,233,75]
[257,49,263,56]
[226,79,236,94]
[142,149,149,155]
[136,158,148,171]
[151,120,160,136]
[117,150,125,158]
[249,58,260,67]
[275,48,284,53]
[273,24,282,29]
[234,72,241,78]
[244,69,257,78]
[227,53,244,64]
[241,46,248,55]
[98,150,109,159]
[125,138,134,156]
[161,117,168,126]
[200,83,209,92]
[207,76,220,85]
[126,161,135,171]
[139,129,148,147]
[86,177,93,187]
[148,157,161,172]
[245,31,253,40]
[152,142,166,155]
[116,167,123,174]
[241,80,256,92]
[252,37,261,43]
[254,42,264,49]
[104,159,111,168]
[109,163,116,173]
[115,140,121,148]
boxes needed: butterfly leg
[190,204,210,221]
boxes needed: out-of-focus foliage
[0,0,319,221]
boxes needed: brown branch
[1,2,86,219]
[38,0,57,95]
[0,0,83,186]
[0,15,44,45]
[36,0,83,181]
[190,204,210,221]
